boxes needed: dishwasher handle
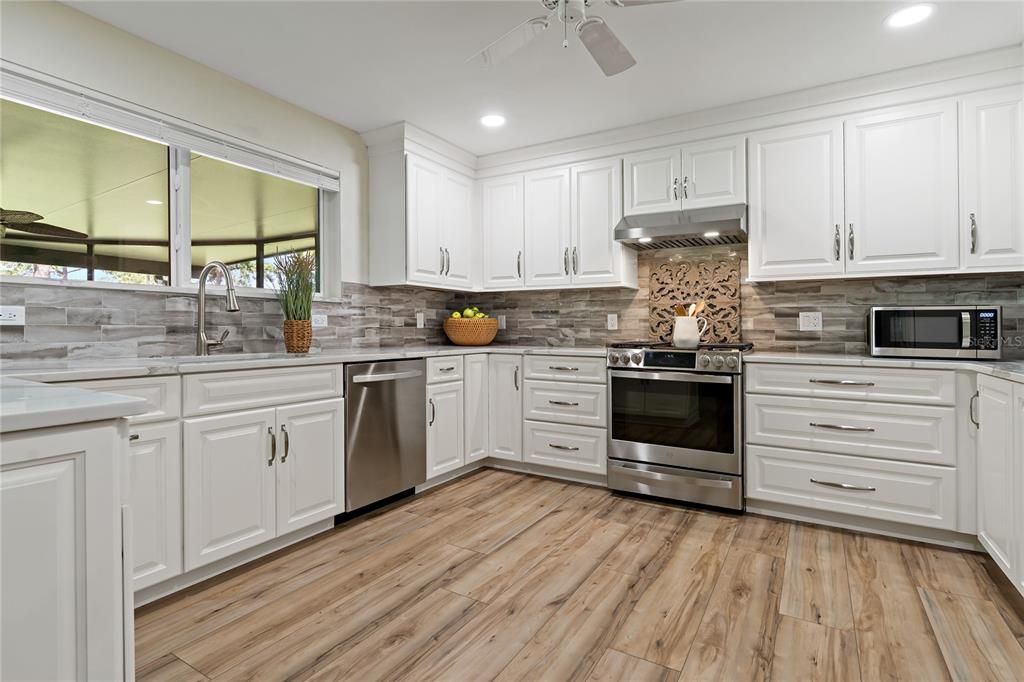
[351,369,424,384]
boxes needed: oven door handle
[613,462,735,489]
[608,369,734,384]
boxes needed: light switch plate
[0,306,25,325]
[498,315,506,330]
[415,312,425,329]
[799,311,823,332]
[607,313,618,331]
[311,314,328,328]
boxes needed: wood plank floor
[136,469,1024,682]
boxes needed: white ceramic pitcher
[672,316,708,349]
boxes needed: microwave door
[871,307,978,358]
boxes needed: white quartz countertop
[746,351,1024,385]
[0,377,148,433]
[0,345,607,383]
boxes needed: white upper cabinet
[680,136,747,209]
[572,157,624,285]
[524,167,572,287]
[481,175,526,289]
[960,86,1024,271]
[405,154,446,286]
[748,119,846,279]
[844,99,959,274]
[441,170,475,286]
[623,146,681,215]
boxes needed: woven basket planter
[443,318,498,346]
[283,319,313,353]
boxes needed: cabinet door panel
[748,120,845,279]
[276,399,344,534]
[845,100,959,274]
[623,146,681,216]
[482,175,526,289]
[128,422,182,590]
[427,382,465,478]
[680,136,746,209]
[1015,385,1024,597]
[489,355,523,461]
[977,375,1015,577]
[406,154,445,285]
[572,158,622,285]
[442,170,475,286]
[184,408,277,570]
[525,167,572,287]
[465,354,490,463]
[960,87,1024,271]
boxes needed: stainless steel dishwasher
[344,359,426,511]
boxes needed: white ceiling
[68,1,1023,156]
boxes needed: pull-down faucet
[196,261,240,356]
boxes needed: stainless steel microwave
[869,306,1002,359]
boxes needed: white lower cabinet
[127,421,183,590]
[524,420,607,475]
[976,375,1017,579]
[464,354,490,463]
[1014,384,1024,596]
[184,399,344,571]
[489,355,523,461]
[427,381,465,478]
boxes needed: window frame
[0,63,342,300]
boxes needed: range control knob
[712,355,725,368]
[631,353,643,365]
[726,356,738,369]
[698,355,711,367]
[609,354,620,365]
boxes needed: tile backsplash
[1,245,1021,360]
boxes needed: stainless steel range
[606,342,751,511]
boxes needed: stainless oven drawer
[608,460,743,510]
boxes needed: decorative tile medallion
[648,254,741,344]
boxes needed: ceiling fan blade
[0,209,44,224]
[605,0,683,6]
[2,222,89,240]
[467,12,553,67]
[576,17,636,76]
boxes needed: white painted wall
[0,1,370,284]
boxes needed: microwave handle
[961,312,972,349]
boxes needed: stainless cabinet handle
[444,248,451,276]
[549,443,580,452]
[439,247,445,275]
[682,175,688,199]
[268,426,276,466]
[672,177,679,201]
[129,434,140,442]
[439,366,456,373]
[969,213,978,255]
[549,365,580,372]
[516,251,522,278]
[280,424,290,463]
[810,422,876,433]
[428,398,436,426]
[809,379,875,387]
[970,391,980,428]
[563,248,569,276]
[513,365,520,391]
[833,225,841,261]
[548,400,580,407]
[848,224,855,260]
[572,247,578,275]
[810,478,876,492]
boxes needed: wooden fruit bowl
[443,317,498,346]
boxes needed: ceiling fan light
[576,17,637,76]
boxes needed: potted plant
[272,251,316,353]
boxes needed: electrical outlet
[799,311,823,332]
[311,314,328,328]
[498,315,506,330]
[0,306,25,326]
[414,312,425,329]
[607,313,618,331]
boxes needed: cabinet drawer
[745,363,956,406]
[183,366,343,417]
[524,380,607,427]
[427,356,464,384]
[523,420,607,475]
[523,355,606,383]
[746,394,956,466]
[747,444,957,530]
[61,376,181,424]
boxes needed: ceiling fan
[467,0,682,77]
[0,209,88,240]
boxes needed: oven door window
[873,310,966,349]
[611,375,735,454]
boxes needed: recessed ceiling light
[885,4,934,28]
[480,114,506,128]
[638,237,653,243]
[146,199,164,205]
[703,231,721,238]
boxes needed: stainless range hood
[614,203,747,251]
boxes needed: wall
[0,0,369,284]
